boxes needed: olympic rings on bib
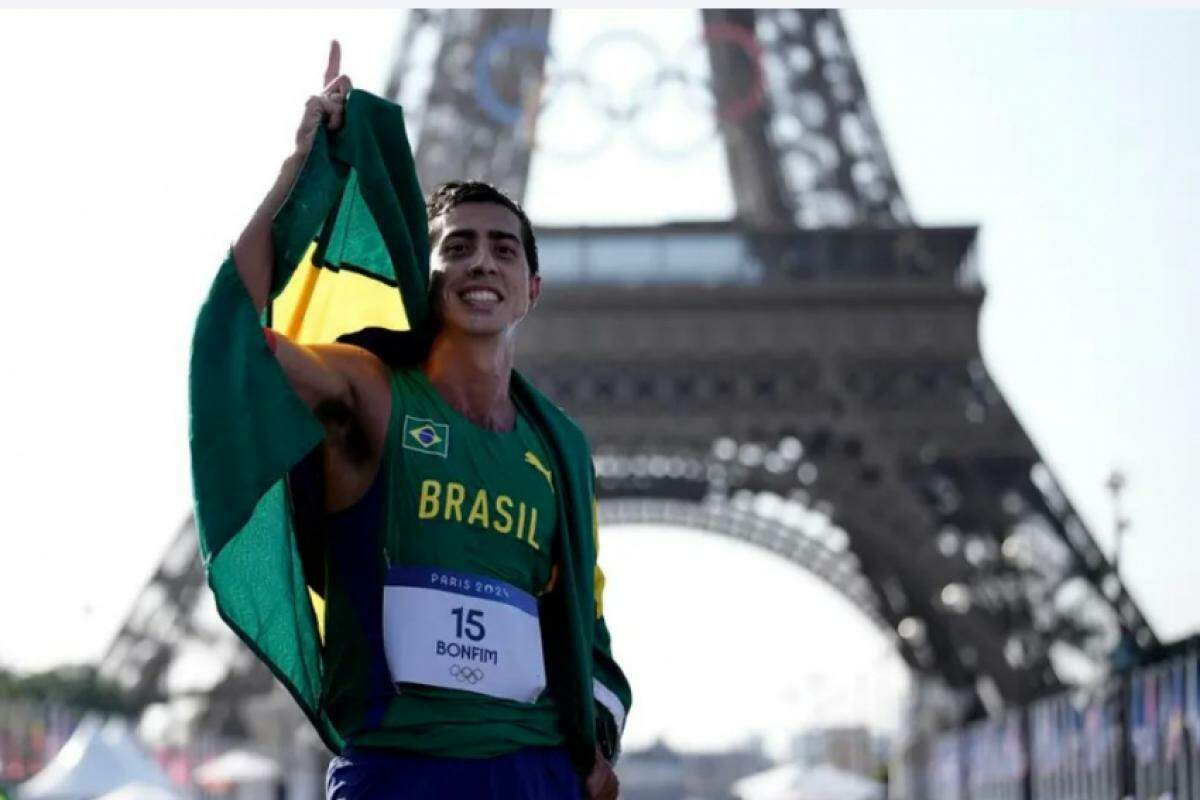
[449,664,485,684]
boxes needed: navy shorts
[325,745,584,799]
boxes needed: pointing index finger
[323,39,341,88]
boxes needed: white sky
[0,8,1197,755]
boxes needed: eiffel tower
[100,5,1154,777]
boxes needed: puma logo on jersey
[524,451,554,492]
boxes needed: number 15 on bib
[382,566,548,703]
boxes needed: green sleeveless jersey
[320,367,566,757]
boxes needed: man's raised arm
[232,40,350,314]
[225,41,390,474]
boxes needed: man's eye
[446,242,467,255]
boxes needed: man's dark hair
[426,181,539,276]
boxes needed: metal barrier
[1029,690,1122,799]
[912,648,1200,800]
[967,711,1026,800]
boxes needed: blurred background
[1,7,1198,800]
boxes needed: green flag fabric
[188,89,630,769]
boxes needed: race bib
[382,566,546,703]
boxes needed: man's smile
[457,285,505,308]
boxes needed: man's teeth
[462,290,500,302]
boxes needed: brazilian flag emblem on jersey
[403,415,449,457]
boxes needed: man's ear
[528,273,542,310]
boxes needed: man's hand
[294,39,353,156]
[584,746,619,800]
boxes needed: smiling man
[220,43,629,800]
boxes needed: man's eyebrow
[486,230,521,245]
[442,228,520,245]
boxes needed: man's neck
[422,330,517,432]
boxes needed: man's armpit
[314,396,372,464]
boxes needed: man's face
[429,202,540,338]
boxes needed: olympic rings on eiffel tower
[472,22,766,160]
[474,26,551,128]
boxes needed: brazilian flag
[188,90,630,767]
[188,89,428,752]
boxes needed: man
[220,41,628,799]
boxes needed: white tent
[17,715,176,800]
[732,762,884,800]
[192,750,280,786]
[193,749,281,800]
[93,783,182,800]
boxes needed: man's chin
[441,314,507,338]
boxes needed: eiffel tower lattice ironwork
[385,8,1156,705]
[102,8,1155,737]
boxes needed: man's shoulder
[513,372,593,459]
[313,342,391,380]
[312,342,394,416]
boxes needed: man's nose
[466,251,498,276]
